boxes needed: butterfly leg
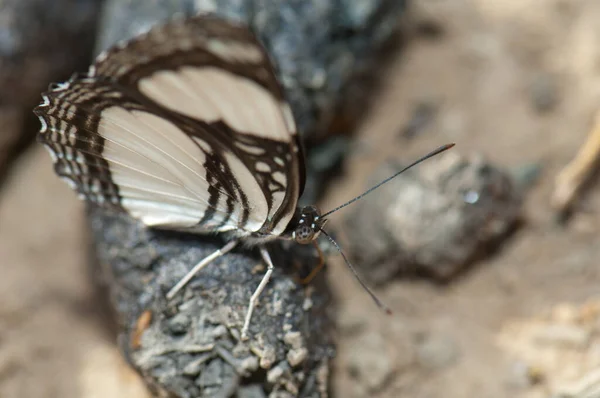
[300,241,325,285]
[166,240,239,300]
[241,247,274,340]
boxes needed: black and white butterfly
[34,14,453,340]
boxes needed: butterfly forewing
[35,15,305,240]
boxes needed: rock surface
[90,209,333,397]
[343,151,523,283]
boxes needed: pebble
[286,347,308,367]
[343,151,523,282]
[283,331,303,349]
[259,345,276,369]
[166,313,190,334]
[208,325,228,339]
[239,356,259,373]
[197,360,222,387]
[267,362,287,384]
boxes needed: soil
[1,1,600,397]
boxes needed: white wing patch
[100,108,210,227]
[99,107,271,231]
[206,39,264,63]
[138,67,294,142]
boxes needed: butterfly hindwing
[34,14,304,239]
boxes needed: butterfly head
[291,205,327,244]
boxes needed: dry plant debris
[552,109,600,215]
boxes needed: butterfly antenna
[322,143,455,217]
[319,228,392,315]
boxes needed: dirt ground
[1,0,600,397]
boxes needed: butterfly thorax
[284,205,327,244]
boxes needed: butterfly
[34,14,454,340]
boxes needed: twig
[552,109,600,214]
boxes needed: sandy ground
[326,1,600,397]
[0,145,151,398]
[1,0,600,397]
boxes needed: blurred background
[1,0,600,397]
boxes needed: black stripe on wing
[35,78,125,211]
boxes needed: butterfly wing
[34,15,304,238]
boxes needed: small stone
[286,348,308,367]
[416,333,460,370]
[302,296,313,311]
[239,356,259,373]
[259,345,276,369]
[167,313,191,335]
[283,331,303,349]
[197,360,222,388]
[267,362,287,384]
[209,325,228,339]
[344,152,522,282]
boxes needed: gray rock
[343,151,523,282]
[90,209,333,398]
[0,0,102,176]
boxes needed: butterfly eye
[294,224,315,244]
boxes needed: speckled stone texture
[344,151,523,283]
[88,1,406,397]
[89,209,332,398]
